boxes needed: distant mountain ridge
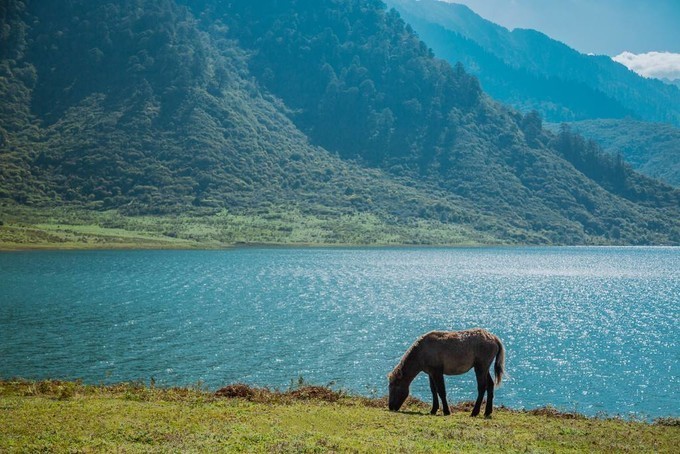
[547,119,680,187]
[386,0,680,126]
[660,78,680,88]
[1,0,678,245]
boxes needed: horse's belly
[440,352,474,375]
[443,364,473,375]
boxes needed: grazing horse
[388,328,505,418]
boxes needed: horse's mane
[388,336,423,382]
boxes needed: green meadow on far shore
[0,380,678,453]
[0,205,500,250]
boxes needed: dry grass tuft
[526,405,586,420]
[213,384,346,403]
[214,383,258,399]
[287,385,344,402]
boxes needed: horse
[387,328,505,418]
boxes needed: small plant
[57,382,76,400]
[364,384,379,398]
[289,375,307,390]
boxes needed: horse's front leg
[432,371,450,415]
[428,374,439,415]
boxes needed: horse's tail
[494,337,506,387]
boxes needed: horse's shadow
[396,410,432,416]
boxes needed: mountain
[1,0,678,245]
[386,0,680,126]
[660,78,680,89]
[1,0,476,223]
[548,119,680,187]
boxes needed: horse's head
[387,369,409,411]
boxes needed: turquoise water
[0,247,678,418]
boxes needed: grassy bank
[1,380,677,452]
[0,205,498,250]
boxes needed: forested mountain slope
[1,0,486,231]
[0,0,678,245]
[551,119,680,187]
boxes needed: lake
[0,247,678,418]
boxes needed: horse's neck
[400,350,422,385]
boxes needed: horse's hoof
[430,410,437,415]
[484,415,493,420]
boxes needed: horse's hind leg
[471,365,487,417]
[432,371,450,415]
[428,374,439,415]
[484,372,495,418]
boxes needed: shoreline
[1,379,677,423]
[2,242,678,253]
[1,379,677,452]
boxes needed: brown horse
[388,328,505,418]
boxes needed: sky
[441,0,680,81]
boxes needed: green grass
[0,205,498,250]
[0,380,677,452]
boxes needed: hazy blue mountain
[386,0,680,126]
[1,0,678,245]
[660,78,680,89]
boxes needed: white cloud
[612,51,680,81]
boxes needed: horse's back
[422,328,498,347]
[419,329,499,375]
